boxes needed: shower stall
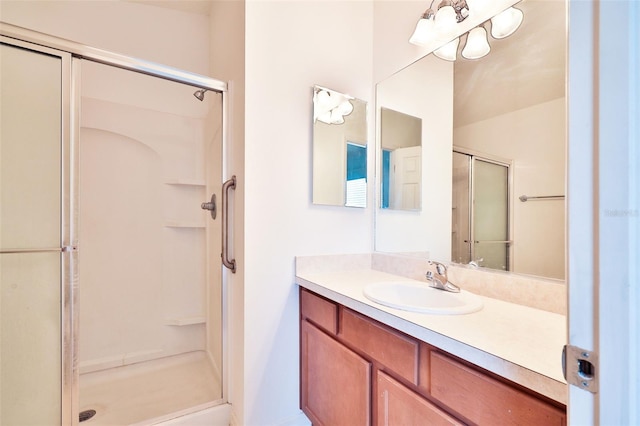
[1,25,230,425]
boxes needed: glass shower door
[1,40,71,426]
[473,159,510,271]
[452,151,510,270]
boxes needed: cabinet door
[301,320,371,425]
[377,371,463,426]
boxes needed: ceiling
[453,0,567,127]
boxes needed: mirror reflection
[312,86,367,208]
[376,0,566,280]
[380,108,422,210]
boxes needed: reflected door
[452,151,510,270]
[390,146,422,210]
[1,41,70,426]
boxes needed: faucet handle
[428,260,447,276]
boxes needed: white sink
[363,281,483,315]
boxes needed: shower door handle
[222,175,236,273]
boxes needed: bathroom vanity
[296,254,567,425]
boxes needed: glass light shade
[433,38,460,61]
[461,27,491,59]
[490,7,524,39]
[435,6,458,39]
[336,100,354,116]
[409,17,435,46]
[328,110,345,125]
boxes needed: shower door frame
[0,22,230,426]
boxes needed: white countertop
[296,268,567,404]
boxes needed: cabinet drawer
[300,289,338,334]
[377,370,463,426]
[340,308,419,384]
[430,351,566,425]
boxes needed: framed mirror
[312,85,368,208]
[375,0,566,280]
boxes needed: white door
[567,1,639,424]
[390,146,421,210]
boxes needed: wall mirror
[312,85,368,208]
[380,108,422,211]
[375,0,567,280]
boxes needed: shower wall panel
[79,63,211,374]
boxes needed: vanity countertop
[295,267,567,405]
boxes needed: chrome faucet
[426,261,461,293]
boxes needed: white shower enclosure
[1,25,229,425]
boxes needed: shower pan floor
[79,351,221,425]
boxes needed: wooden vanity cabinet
[299,288,566,425]
[300,290,370,425]
[301,321,371,425]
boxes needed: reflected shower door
[452,151,510,270]
[1,41,70,425]
[78,61,224,424]
[473,159,509,271]
[451,152,471,264]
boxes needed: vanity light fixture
[313,87,354,125]
[409,2,524,61]
[409,0,470,46]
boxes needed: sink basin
[363,281,483,315]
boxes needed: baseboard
[151,403,231,426]
[230,409,310,426]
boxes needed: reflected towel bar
[519,195,565,202]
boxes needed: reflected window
[345,142,367,208]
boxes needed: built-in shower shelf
[164,179,206,187]
[164,221,206,228]
[165,316,206,326]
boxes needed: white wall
[242,2,374,424]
